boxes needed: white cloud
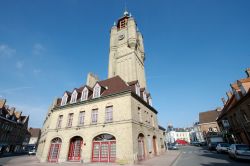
[33,43,45,55]
[33,69,41,75]
[0,44,16,58]
[16,61,24,69]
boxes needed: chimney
[245,68,250,77]
[226,91,232,99]
[86,73,99,88]
[221,97,226,105]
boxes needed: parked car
[228,144,250,160]
[216,143,230,153]
[191,141,200,146]
[28,149,36,155]
[168,144,178,150]
[208,142,223,151]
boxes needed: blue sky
[0,0,250,128]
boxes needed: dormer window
[135,83,140,96]
[148,97,153,106]
[93,84,101,98]
[81,87,89,101]
[61,93,68,106]
[143,91,147,102]
[70,90,78,104]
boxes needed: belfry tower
[108,11,147,88]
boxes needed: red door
[92,142,100,162]
[100,142,109,162]
[109,141,116,162]
[92,141,116,162]
[48,143,61,162]
[68,140,82,161]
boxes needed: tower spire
[124,0,129,16]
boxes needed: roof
[55,76,156,112]
[238,77,250,83]
[97,76,131,96]
[230,83,240,90]
[199,109,221,124]
[158,125,166,131]
[29,128,41,137]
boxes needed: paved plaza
[0,150,180,166]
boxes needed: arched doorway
[152,136,157,155]
[138,133,145,160]
[92,133,116,162]
[68,136,83,161]
[48,137,62,162]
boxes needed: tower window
[118,18,128,29]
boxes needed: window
[70,90,78,103]
[93,84,101,98]
[91,109,98,124]
[81,88,88,101]
[57,115,63,129]
[79,111,85,125]
[138,107,142,123]
[151,115,155,127]
[67,113,74,128]
[105,106,113,123]
[143,91,147,102]
[61,94,68,106]
[119,18,128,29]
[135,83,140,96]
[148,97,153,106]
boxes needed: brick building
[0,99,30,154]
[217,68,250,144]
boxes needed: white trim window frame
[93,84,101,99]
[135,83,140,96]
[70,90,78,104]
[61,94,68,106]
[148,97,153,106]
[143,91,147,102]
[91,109,98,124]
[105,106,113,123]
[57,115,63,129]
[67,113,74,128]
[79,111,85,126]
[81,87,89,101]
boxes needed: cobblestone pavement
[0,150,180,166]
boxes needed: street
[1,146,250,166]
[173,145,250,166]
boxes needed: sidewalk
[1,151,180,166]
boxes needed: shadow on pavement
[199,153,250,166]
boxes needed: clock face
[118,34,125,40]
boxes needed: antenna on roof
[123,0,129,16]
